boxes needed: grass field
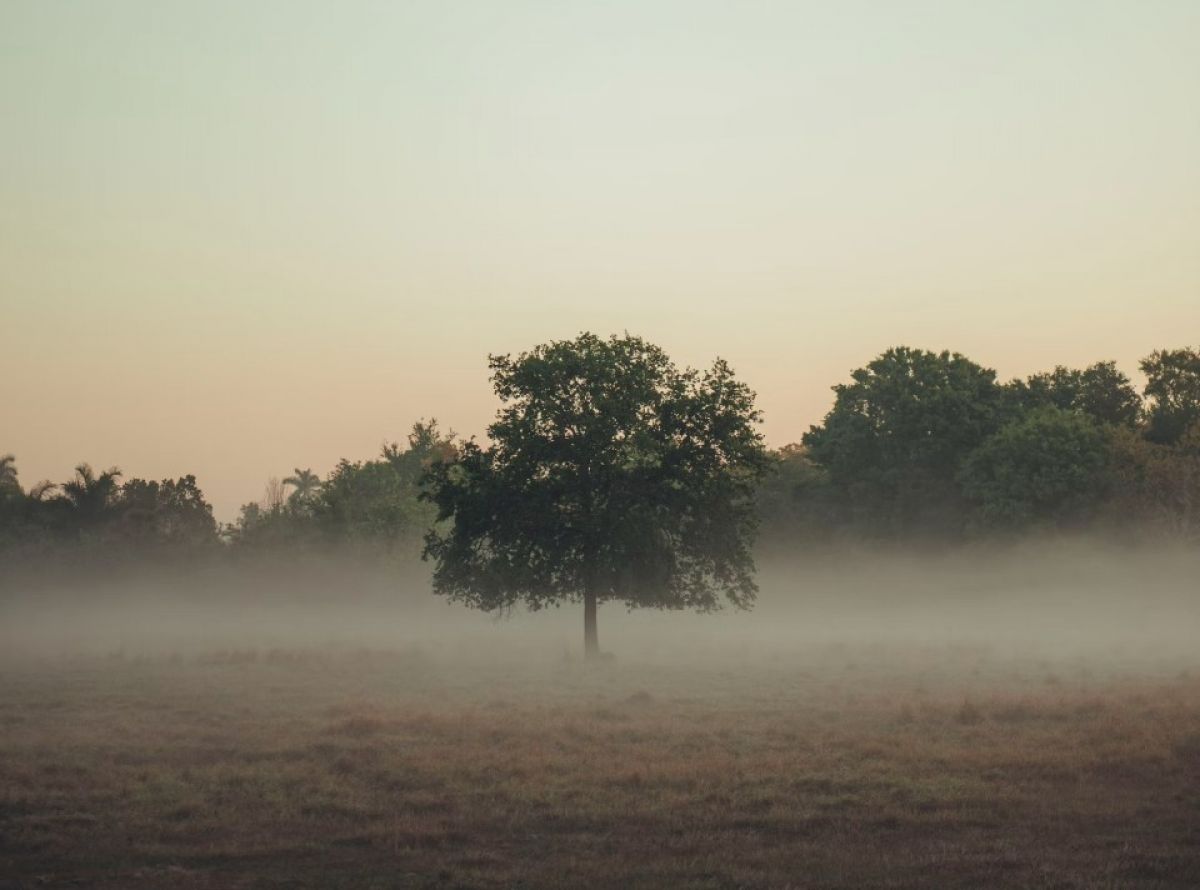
[3,637,1200,889]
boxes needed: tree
[0,454,22,527]
[1011,361,1142,428]
[381,419,458,487]
[315,420,456,549]
[1106,422,1200,539]
[0,454,18,494]
[119,475,220,551]
[422,333,769,658]
[754,444,840,546]
[282,468,322,509]
[57,463,123,531]
[262,477,287,514]
[958,407,1110,529]
[1141,348,1200,444]
[802,347,1006,534]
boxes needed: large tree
[421,333,769,658]
[802,347,1006,534]
[958,407,1111,529]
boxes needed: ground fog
[1,541,1198,888]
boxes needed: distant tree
[316,420,456,549]
[0,457,32,564]
[0,455,23,548]
[1106,422,1200,539]
[802,347,1006,534]
[27,480,57,502]
[226,421,455,555]
[262,477,287,514]
[958,407,1110,529]
[382,419,458,487]
[754,444,840,546]
[0,454,18,494]
[57,463,123,531]
[119,475,220,551]
[282,468,322,509]
[1011,361,1142,428]
[422,333,769,658]
[0,454,22,529]
[1141,348,1200,444]
[0,470,56,552]
[229,485,318,552]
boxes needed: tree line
[760,346,1200,544]
[3,342,1199,586]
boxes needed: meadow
[3,635,1200,889]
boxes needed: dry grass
[2,645,1199,889]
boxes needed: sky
[2,0,1198,520]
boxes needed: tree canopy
[6,340,1200,595]
[1011,361,1142,428]
[1141,348,1200,444]
[801,347,1006,534]
[421,333,769,657]
[958,407,1110,528]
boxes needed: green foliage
[228,420,456,555]
[1106,422,1200,540]
[315,420,455,549]
[958,407,1110,528]
[1141,348,1200,444]
[118,475,220,551]
[801,347,1006,534]
[422,333,770,615]
[282,468,322,510]
[754,444,839,546]
[8,342,1200,576]
[1009,361,1142,428]
[0,456,221,580]
[58,463,124,532]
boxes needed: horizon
[0,341,1185,523]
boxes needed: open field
[3,638,1200,889]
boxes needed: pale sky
[2,0,1198,519]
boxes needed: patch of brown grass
[1,647,1199,888]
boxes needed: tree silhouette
[422,333,769,658]
[58,463,123,528]
[283,468,322,508]
[27,480,57,502]
[1141,348,1200,444]
[0,454,18,494]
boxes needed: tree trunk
[583,589,599,660]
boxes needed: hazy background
[3,0,1198,520]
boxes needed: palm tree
[59,463,123,526]
[0,454,18,493]
[28,480,57,501]
[283,468,322,507]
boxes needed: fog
[5,538,1200,888]
[4,538,1197,673]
